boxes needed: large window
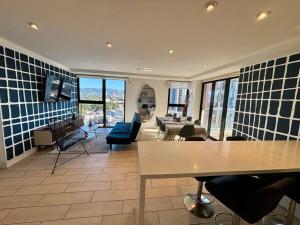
[200,77,238,140]
[167,88,189,116]
[78,77,125,127]
[105,79,125,126]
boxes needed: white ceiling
[0,0,300,80]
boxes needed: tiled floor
[0,129,298,225]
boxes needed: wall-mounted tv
[44,75,73,102]
[60,79,72,100]
[44,75,61,102]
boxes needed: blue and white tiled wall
[0,45,78,161]
[233,52,300,140]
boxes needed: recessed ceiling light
[106,42,112,48]
[168,49,174,55]
[28,22,40,30]
[205,1,217,12]
[297,23,300,29]
[137,67,152,72]
[256,11,271,21]
[204,64,208,68]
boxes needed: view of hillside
[79,79,125,126]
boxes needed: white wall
[125,78,169,127]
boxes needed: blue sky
[80,78,125,90]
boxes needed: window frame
[77,77,126,127]
[199,76,239,140]
[167,88,189,115]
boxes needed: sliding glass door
[210,80,226,139]
[224,79,239,137]
[78,77,125,127]
[200,83,212,131]
[200,77,238,140]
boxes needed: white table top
[138,141,300,178]
[165,124,204,129]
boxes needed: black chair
[183,136,215,218]
[205,175,296,225]
[194,119,201,125]
[178,124,195,141]
[49,118,89,174]
[187,116,192,122]
[226,136,247,141]
[156,117,166,140]
[185,136,206,141]
[165,113,173,117]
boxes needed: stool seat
[205,175,295,224]
[286,174,300,203]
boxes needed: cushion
[114,122,131,130]
[110,129,130,134]
[106,133,131,144]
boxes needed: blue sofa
[106,112,141,150]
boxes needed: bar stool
[261,173,300,225]
[156,117,166,140]
[285,174,300,225]
[205,175,296,225]
[183,136,215,218]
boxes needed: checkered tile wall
[232,53,300,140]
[0,45,78,161]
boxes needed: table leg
[137,176,146,225]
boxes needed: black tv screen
[60,78,72,100]
[44,75,61,102]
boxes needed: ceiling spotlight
[106,42,112,48]
[256,11,271,21]
[168,49,174,55]
[204,64,208,68]
[205,1,217,12]
[28,22,40,30]
[137,67,152,72]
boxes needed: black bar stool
[183,136,214,218]
[285,174,300,225]
[261,173,300,225]
[205,175,296,225]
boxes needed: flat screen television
[44,75,61,102]
[60,78,72,100]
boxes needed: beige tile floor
[0,129,298,225]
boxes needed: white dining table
[164,124,208,140]
[157,117,208,140]
[136,140,300,225]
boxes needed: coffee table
[81,124,99,138]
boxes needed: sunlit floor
[0,129,297,225]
